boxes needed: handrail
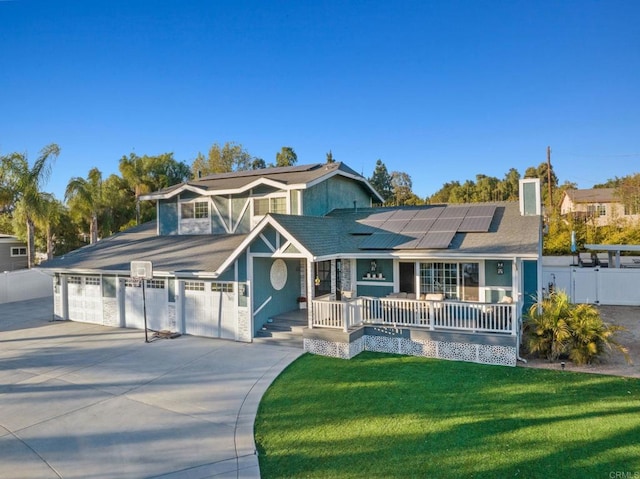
[311,297,516,335]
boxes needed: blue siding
[303,175,372,216]
[485,260,512,287]
[523,260,538,313]
[231,196,251,233]
[252,257,300,331]
[159,201,178,235]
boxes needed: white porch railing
[311,296,516,335]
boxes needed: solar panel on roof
[413,207,444,219]
[381,219,410,233]
[401,218,436,233]
[416,231,456,249]
[360,233,403,249]
[439,206,469,218]
[393,236,421,249]
[431,217,463,232]
[389,209,420,220]
[459,215,493,232]
[351,223,379,234]
[466,204,496,217]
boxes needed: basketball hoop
[130,261,153,343]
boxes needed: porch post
[307,258,314,329]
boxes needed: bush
[524,291,629,365]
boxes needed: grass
[254,352,640,479]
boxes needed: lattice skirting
[304,336,516,366]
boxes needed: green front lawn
[255,352,640,478]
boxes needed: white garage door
[67,275,103,325]
[124,278,170,332]
[184,281,236,339]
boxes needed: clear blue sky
[1,0,639,201]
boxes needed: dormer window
[179,200,211,234]
[252,195,288,227]
[181,201,209,219]
[254,197,287,216]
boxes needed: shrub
[524,291,629,365]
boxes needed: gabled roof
[38,221,247,276]
[140,162,384,202]
[563,188,616,204]
[220,202,540,267]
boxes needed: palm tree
[37,194,66,260]
[0,144,60,267]
[65,168,104,244]
[119,153,151,225]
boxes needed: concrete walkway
[0,298,303,478]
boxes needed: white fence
[0,269,53,304]
[543,256,640,306]
[311,296,516,335]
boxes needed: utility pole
[547,146,553,209]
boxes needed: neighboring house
[0,234,28,271]
[39,162,542,367]
[560,188,640,226]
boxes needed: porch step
[254,313,306,349]
[253,332,303,349]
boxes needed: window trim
[10,247,27,257]
[252,193,289,224]
[180,199,210,220]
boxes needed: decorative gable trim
[215,216,313,275]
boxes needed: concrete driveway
[0,298,303,479]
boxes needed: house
[39,162,542,367]
[0,234,28,271]
[560,188,640,226]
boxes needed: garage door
[184,281,236,339]
[67,275,103,325]
[124,279,170,331]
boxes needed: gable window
[254,196,287,216]
[10,247,27,257]
[181,201,209,219]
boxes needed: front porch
[303,296,520,366]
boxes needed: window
[10,247,27,257]
[212,282,234,292]
[587,204,606,217]
[624,200,640,215]
[184,281,205,291]
[181,201,209,219]
[314,260,331,297]
[145,279,165,289]
[85,276,101,286]
[68,276,82,285]
[254,196,287,216]
[419,262,479,301]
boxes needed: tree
[0,144,60,267]
[525,291,629,365]
[251,158,266,169]
[192,142,252,176]
[120,153,152,225]
[35,194,66,260]
[65,168,104,244]
[369,160,393,203]
[275,146,297,167]
[390,171,423,206]
[525,162,558,209]
[326,150,335,163]
[502,168,521,201]
[614,173,640,216]
[145,153,191,189]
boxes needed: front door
[399,262,415,294]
